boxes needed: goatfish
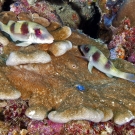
[0,20,54,46]
[79,44,135,82]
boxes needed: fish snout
[78,45,85,52]
[46,35,54,43]
[78,45,83,50]
[78,45,86,55]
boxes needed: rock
[48,106,104,123]
[0,100,7,107]
[0,11,17,24]
[0,35,9,46]
[0,70,21,100]
[30,13,50,27]
[0,121,10,134]
[25,105,47,120]
[113,0,135,27]
[48,40,72,57]
[50,26,71,41]
[114,110,135,125]
[6,50,51,66]
[100,107,113,122]
[17,12,32,21]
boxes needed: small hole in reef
[72,64,77,68]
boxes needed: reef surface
[0,0,135,134]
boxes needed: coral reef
[6,49,52,66]
[0,11,135,127]
[48,40,72,57]
[113,0,135,27]
[108,17,135,64]
[0,70,21,100]
[0,0,135,134]
[10,0,61,23]
[51,2,80,28]
[3,98,135,134]
[10,0,99,29]
[98,0,125,41]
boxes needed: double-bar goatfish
[0,20,54,46]
[79,44,135,82]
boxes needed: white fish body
[79,44,135,82]
[0,20,54,46]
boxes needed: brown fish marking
[105,60,112,70]
[21,22,29,35]
[92,51,100,62]
[10,22,15,33]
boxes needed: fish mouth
[45,37,54,44]
[47,36,54,43]
[78,45,85,55]
[37,35,54,44]
[42,34,54,44]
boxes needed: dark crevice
[78,2,101,39]
[2,0,14,11]
[2,0,101,39]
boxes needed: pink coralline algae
[63,120,93,134]
[10,0,60,23]
[2,98,135,134]
[27,120,63,134]
[108,17,135,63]
[3,99,30,131]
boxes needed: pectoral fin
[88,62,93,74]
[10,35,18,42]
[16,41,32,46]
[10,33,29,42]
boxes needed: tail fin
[0,21,8,32]
[0,21,4,31]
[125,73,135,83]
[117,72,135,83]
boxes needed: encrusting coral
[6,50,52,66]
[0,11,135,128]
[0,70,21,100]
[113,0,135,27]
[48,40,72,57]
[1,2,135,133]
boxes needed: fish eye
[35,29,41,37]
[84,46,90,53]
